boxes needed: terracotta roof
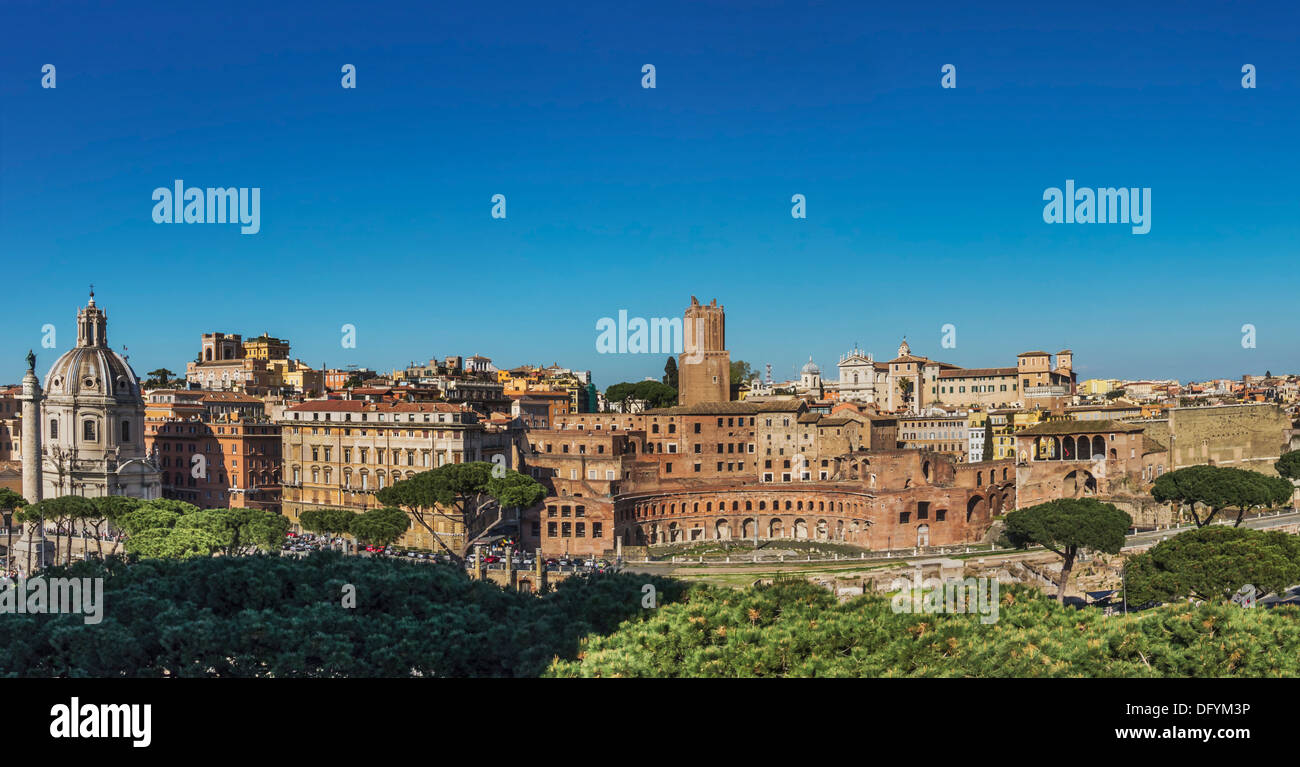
[286,400,469,413]
[937,367,1017,379]
[1017,351,1050,357]
[199,392,263,403]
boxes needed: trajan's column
[16,350,48,569]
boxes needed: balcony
[1024,385,1070,398]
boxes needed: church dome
[45,346,140,399]
[801,357,821,375]
[42,292,142,400]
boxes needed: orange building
[144,390,282,511]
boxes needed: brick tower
[678,296,730,406]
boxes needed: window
[121,420,131,442]
[50,419,58,439]
[83,420,97,442]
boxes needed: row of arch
[639,516,945,549]
[1032,435,1116,461]
[627,495,869,520]
[647,516,863,544]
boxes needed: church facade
[22,293,162,502]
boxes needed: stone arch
[1063,469,1097,497]
[1093,436,1105,456]
[916,524,930,547]
[816,519,829,540]
[742,518,756,539]
[768,518,784,538]
[1077,436,1092,460]
[966,495,986,522]
[716,519,731,540]
[794,518,808,539]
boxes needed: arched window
[121,419,131,442]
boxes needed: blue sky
[2,0,1298,389]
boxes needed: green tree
[118,505,183,536]
[172,508,289,556]
[547,580,1300,678]
[375,462,546,562]
[897,378,914,406]
[87,496,143,557]
[0,488,28,573]
[33,495,97,565]
[603,380,677,411]
[1124,526,1300,605]
[981,419,994,461]
[1002,498,1132,603]
[1152,465,1293,527]
[729,360,753,386]
[1275,450,1300,482]
[144,368,179,388]
[348,507,411,547]
[125,526,224,559]
[300,507,360,552]
[13,503,45,573]
[662,357,678,389]
[0,554,689,678]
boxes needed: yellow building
[243,333,290,360]
[1079,378,1120,396]
[979,408,1050,461]
[271,359,324,395]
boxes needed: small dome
[801,357,821,375]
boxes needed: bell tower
[77,288,109,348]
